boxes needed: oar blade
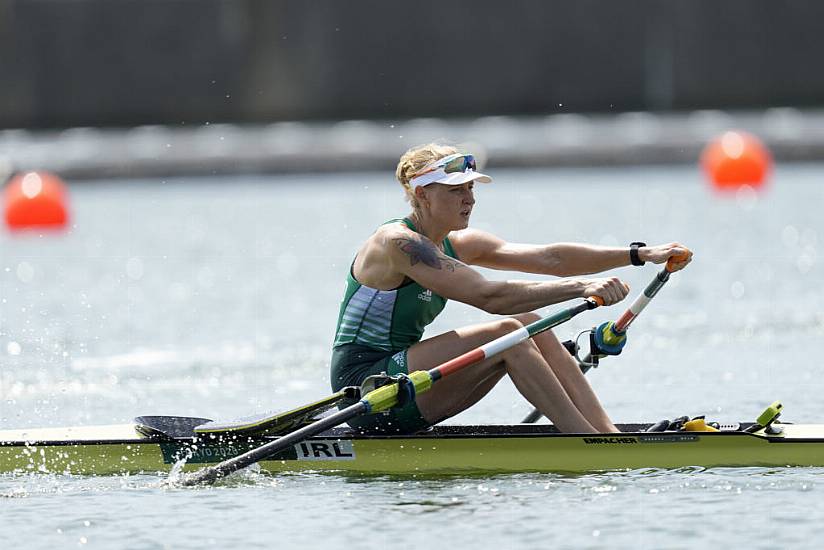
[193,387,359,437]
[135,416,212,439]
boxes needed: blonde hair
[395,142,459,208]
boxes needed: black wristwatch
[629,242,646,266]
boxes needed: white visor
[409,167,492,190]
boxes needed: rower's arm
[384,228,627,314]
[451,229,641,276]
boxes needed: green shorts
[330,343,431,434]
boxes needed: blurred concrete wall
[1,0,823,129]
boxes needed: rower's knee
[501,335,542,364]
[513,312,562,349]
[494,315,543,338]
[494,317,525,337]
[512,312,541,326]
[487,317,545,367]
[483,318,532,364]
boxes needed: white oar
[178,297,604,485]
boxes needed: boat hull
[2,423,824,476]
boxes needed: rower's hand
[640,243,693,272]
[582,277,630,306]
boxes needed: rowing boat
[8,257,811,479]
[2,413,823,476]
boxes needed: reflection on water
[0,464,822,547]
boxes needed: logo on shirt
[391,351,406,368]
[418,289,432,302]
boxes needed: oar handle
[665,250,691,273]
[613,249,691,333]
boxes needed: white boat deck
[0,424,144,443]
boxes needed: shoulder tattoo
[393,236,461,272]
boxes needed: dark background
[1,0,822,129]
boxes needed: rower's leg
[407,318,599,433]
[515,312,618,433]
[425,367,507,421]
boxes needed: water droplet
[735,184,758,209]
[782,225,799,248]
[126,257,144,280]
[797,253,815,274]
[16,262,34,283]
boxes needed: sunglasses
[415,153,477,178]
[408,153,489,190]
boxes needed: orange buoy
[700,131,772,191]
[3,171,70,230]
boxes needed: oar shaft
[362,299,599,411]
[614,251,689,332]
[434,300,594,380]
[613,268,670,332]
[180,298,601,485]
[181,402,368,485]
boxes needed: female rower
[331,143,692,434]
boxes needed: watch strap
[630,242,646,266]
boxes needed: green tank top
[333,218,458,352]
